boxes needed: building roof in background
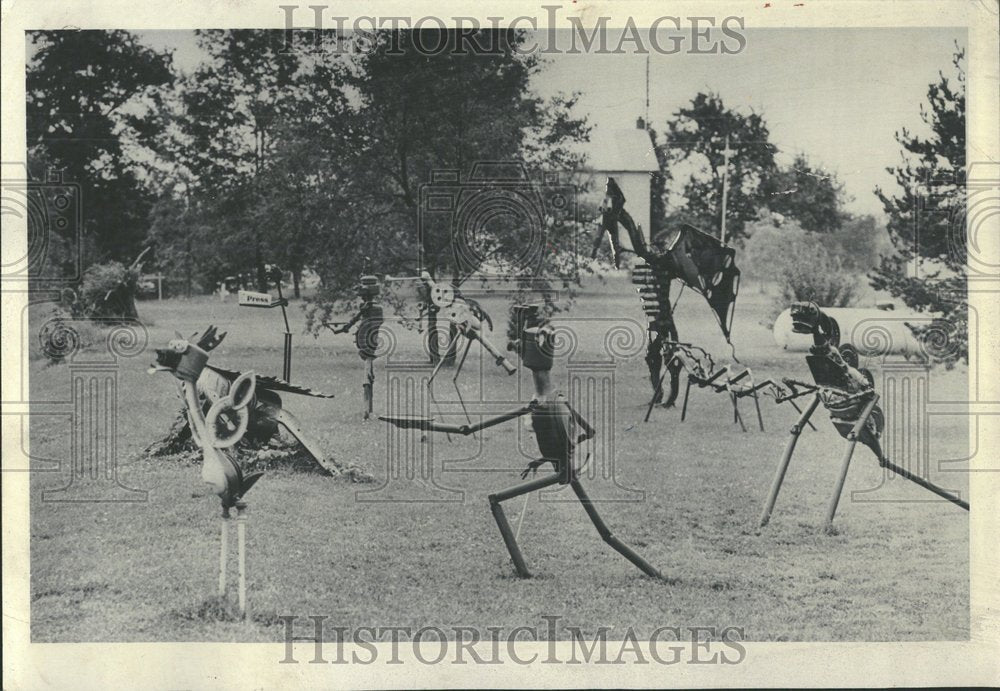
[584,127,659,173]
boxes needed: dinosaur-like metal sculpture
[758,302,970,530]
[381,304,664,580]
[592,177,740,410]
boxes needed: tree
[26,30,174,269]
[761,154,846,232]
[305,29,589,362]
[662,92,777,241]
[871,46,967,363]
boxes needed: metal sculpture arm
[380,405,534,436]
[322,312,361,335]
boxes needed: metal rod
[236,503,248,619]
[218,512,229,597]
[788,399,818,432]
[489,500,531,578]
[732,394,747,432]
[879,457,970,511]
[514,494,530,540]
[752,386,765,432]
[759,393,820,528]
[569,480,664,579]
[283,332,292,382]
[824,395,880,528]
[681,378,692,421]
[644,368,668,422]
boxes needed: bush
[78,260,140,320]
[743,213,859,322]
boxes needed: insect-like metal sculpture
[645,340,772,432]
[380,304,664,580]
[758,302,970,530]
[323,275,385,419]
[592,177,741,411]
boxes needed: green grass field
[28,276,970,642]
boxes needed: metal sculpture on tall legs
[150,326,262,617]
[758,302,970,530]
[380,304,664,580]
[592,177,740,411]
[324,275,385,419]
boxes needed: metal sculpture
[644,341,771,432]
[323,275,385,419]
[150,325,336,616]
[385,271,517,426]
[380,304,664,580]
[238,265,293,381]
[592,177,740,410]
[758,302,970,530]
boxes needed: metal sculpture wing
[651,224,740,340]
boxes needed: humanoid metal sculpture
[758,302,970,530]
[592,177,740,410]
[381,304,664,580]
[323,275,385,419]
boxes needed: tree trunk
[293,267,301,299]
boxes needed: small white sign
[238,290,275,308]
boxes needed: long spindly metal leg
[680,377,693,422]
[569,479,664,580]
[759,394,821,528]
[451,338,474,427]
[236,501,248,619]
[731,393,747,432]
[752,388,765,432]
[824,395,880,529]
[788,399,818,431]
[488,472,564,578]
[218,509,230,596]
[644,368,668,423]
[427,332,460,441]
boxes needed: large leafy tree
[26,30,173,268]
[661,92,776,241]
[871,47,967,363]
[761,154,846,232]
[305,29,590,360]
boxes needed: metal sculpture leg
[217,502,249,619]
[488,472,564,578]
[569,479,663,579]
[218,508,230,596]
[235,501,248,618]
[680,377,693,421]
[878,453,970,510]
[731,394,747,432]
[788,399,818,431]
[644,369,668,422]
[824,396,880,529]
[451,338,474,426]
[759,394,821,528]
[752,388,765,432]
[363,358,375,419]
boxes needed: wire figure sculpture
[380,304,665,580]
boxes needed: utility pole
[720,134,735,244]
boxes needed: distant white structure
[583,118,660,245]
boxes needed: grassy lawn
[28,276,969,641]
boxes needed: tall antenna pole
[644,54,650,126]
[720,134,734,244]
